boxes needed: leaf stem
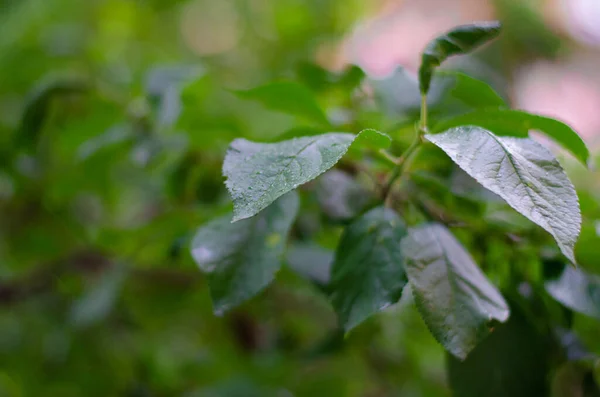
[382,94,428,206]
[420,94,428,131]
[382,134,421,205]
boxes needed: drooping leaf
[546,266,600,319]
[402,223,509,359]
[224,129,390,222]
[329,206,407,331]
[426,126,581,264]
[286,243,333,286]
[235,81,329,126]
[419,22,501,94]
[447,307,551,397]
[190,192,299,315]
[432,109,590,166]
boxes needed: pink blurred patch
[515,62,600,144]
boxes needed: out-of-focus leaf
[447,307,551,397]
[329,206,407,331]
[546,266,600,319]
[145,65,206,127]
[70,264,128,328]
[402,223,509,359]
[77,124,133,160]
[223,129,390,221]
[190,192,299,315]
[426,126,581,264]
[286,242,333,286]
[576,221,600,275]
[235,81,329,126]
[372,68,504,120]
[316,170,372,221]
[434,70,505,109]
[296,63,365,93]
[419,22,502,94]
[432,109,590,166]
[17,75,88,149]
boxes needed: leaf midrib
[482,130,558,244]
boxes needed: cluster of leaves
[3,1,600,394]
[191,22,600,393]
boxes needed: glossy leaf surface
[191,192,299,315]
[224,130,390,221]
[432,109,589,166]
[419,22,501,94]
[402,223,509,359]
[426,126,581,263]
[329,206,407,331]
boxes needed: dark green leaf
[190,192,299,315]
[426,126,581,264]
[17,76,88,149]
[432,109,590,166]
[224,129,390,222]
[448,307,551,397]
[235,81,329,126]
[419,22,501,94]
[546,266,600,319]
[402,223,509,359]
[329,206,407,331]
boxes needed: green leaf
[373,68,505,119]
[432,109,590,166]
[235,81,329,126]
[426,126,581,264]
[329,206,407,331]
[447,307,551,397]
[419,22,501,94]
[224,129,390,222]
[546,266,600,319]
[190,192,299,315]
[17,75,88,149]
[402,223,509,359]
[434,70,506,109]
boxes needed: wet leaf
[190,192,299,315]
[402,223,509,359]
[432,109,590,166]
[224,129,390,221]
[329,206,407,331]
[426,126,581,264]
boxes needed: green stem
[381,93,428,206]
[382,135,421,205]
[420,94,428,131]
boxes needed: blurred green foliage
[0,1,599,396]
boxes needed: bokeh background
[1,0,600,396]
